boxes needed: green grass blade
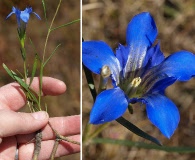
[92,138,195,153]
[3,63,16,80]
[29,54,38,86]
[50,19,80,32]
[116,117,162,146]
[43,43,61,67]
[16,69,25,80]
[83,64,97,102]
[42,0,47,21]
[29,38,42,62]
[38,63,44,107]
[11,71,39,105]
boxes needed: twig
[50,138,60,160]
[32,130,42,160]
[49,122,80,159]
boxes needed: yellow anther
[130,77,142,87]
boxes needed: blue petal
[6,7,21,26]
[25,7,33,13]
[141,71,177,94]
[146,42,164,68]
[20,11,30,23]
[32,12,41,20]
[147,76,176,94]
[140,94,180,138]
[124,12,158,73]
[126,12,157,47]
[142,50,195,93]
[89,87,128,124]
[160,51,195,81]
[20,7,40,23]
[12,7,20,16]
[26,7,41,20]
[116,43,129,69]
[82,41,121,84]
[6,11,15,19]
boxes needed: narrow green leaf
[11,72,39,105]
[16,69,24,80]
[3,63,16,80]
[42,0,48,21]
[29,54,38,86]
[50,19,80,32]
[44,103,48,113]
[38,63,44,107]
[116,116,162,146]
[128,104,133,114]
[92,138,195,153]
[29,38,42,62]
[43,43,61,67]
[83,64,97,102]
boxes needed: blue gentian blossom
[82,12,195,138]
[6,6,41,27]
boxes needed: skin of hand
[0,77,80,160]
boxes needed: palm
[0,77,80,159]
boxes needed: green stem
[20,37,27,82]
[38,63,44,110]
[23,58,27,83]
[50,19,80,32]
[116,117,162,146]
[82,123,92,143]
[92,138,195,153]
[88,123,109,140]
[82,122,109,144]
[43,0,62,61]
[39,0,62,108]
[83,64,97,102]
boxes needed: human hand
[0,77,80,159]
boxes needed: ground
[82,0,195,159]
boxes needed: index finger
[16,115,80,143]
[0,77,66,111]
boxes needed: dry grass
[82,0,195,159]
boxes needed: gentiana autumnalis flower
[82,12,195,138]
[6,6,41,27]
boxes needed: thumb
[0,110,49,139]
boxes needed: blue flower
[6,6,41,27]
[82,12,195,138]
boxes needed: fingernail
[31,111,48,120]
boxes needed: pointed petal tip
[142,94,180,139]
[89,117,106,125]
[163,130,173,139]
[162,50,195,81]
[126,11,158,46]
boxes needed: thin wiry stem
[39,0,62,106]
[49,122,80,159]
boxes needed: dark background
[83,0,195,159]
[0,0,80,159]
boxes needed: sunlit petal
[140,94,180,138]
[125,12,158,74]
[83,41,121,84]
[90,87,128,124]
